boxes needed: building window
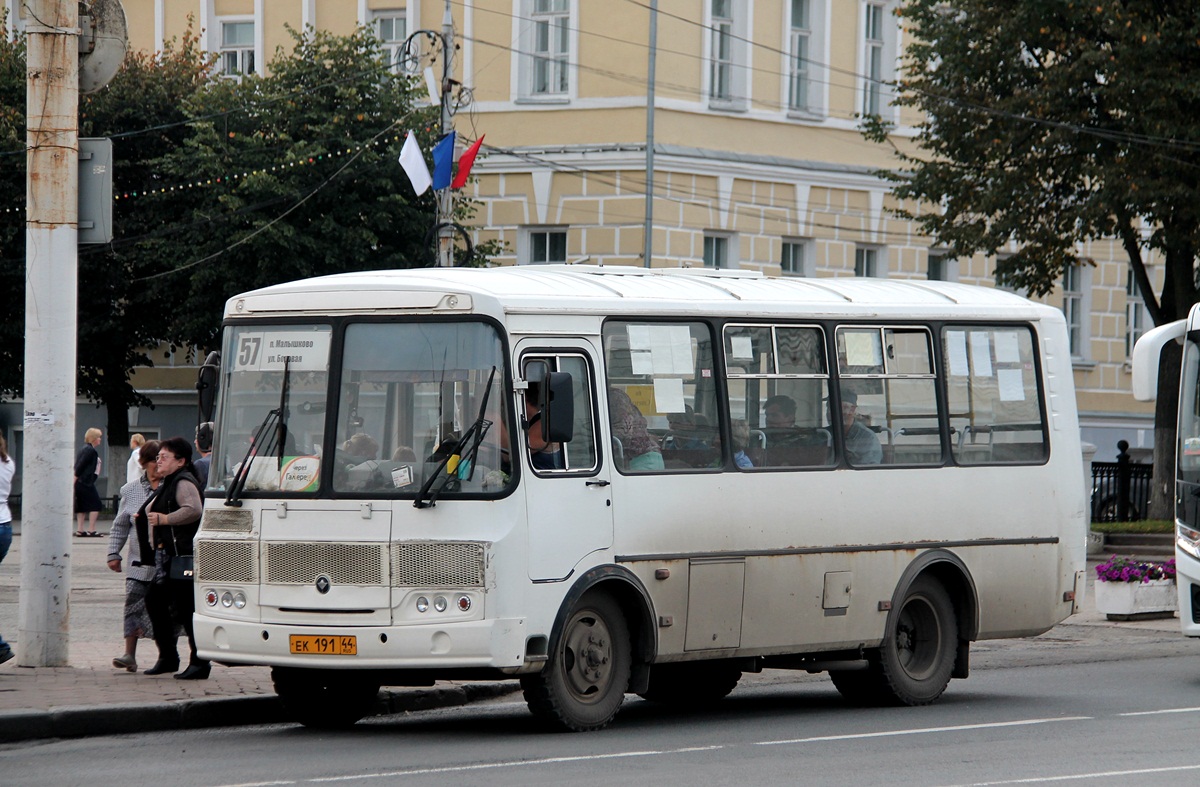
[1063,265,1083,357]
[1127,269,1150,358]
[710,0,734,102]
[862,2,884,116]
[375,11,407,72]
[525,228,567,264]
[927,251,957,282]
[788,0,812,112]
[781,239,813,276]
[220,20,255,78]
[704,234,730,269]
[531,0,570,96]
[855,246,885,278]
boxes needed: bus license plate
[289,635,357,656]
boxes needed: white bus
[194,265,1087,731]
[1132,307,1200,635]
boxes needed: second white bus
[193,265,1087,731]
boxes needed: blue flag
[432,131,456,191]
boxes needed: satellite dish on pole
[79,0,128,95]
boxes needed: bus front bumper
[194,616,528,669]
[1176,542,1200,636]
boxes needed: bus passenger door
[518,342,613,581]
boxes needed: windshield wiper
[414,366,497,509]
[225,358,291,507]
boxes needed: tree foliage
[3,24,496,446]
[866,0,1200,322]
[865,0,1200,518]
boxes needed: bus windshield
[211,321,511,499]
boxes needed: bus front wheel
[272,667,381,729]
[831,576,956,707]
[521,592,631,731]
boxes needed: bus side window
[521,354,599,474]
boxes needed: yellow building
[6,0,1155,460]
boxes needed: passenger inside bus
[841,389,883,465]
[759,394,831,467]
[607,387,664,472]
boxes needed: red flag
[451,134,485,190]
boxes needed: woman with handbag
[141,436,208,680]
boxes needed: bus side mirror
[197,351,220,423]
[542,371,575,444]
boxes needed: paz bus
[193,265,1087,731]
[1132,307,1200,634]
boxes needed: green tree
[138,26,444,354]
[865,0,1200,517]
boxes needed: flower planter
[1094,579,1177,621]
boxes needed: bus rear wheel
[831,576,957,707]
[638,662,742,707]
[521,592,631,732]
[272,667,381,729]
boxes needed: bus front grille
[265,542,384,585]
[196,540,257,583]
[391,542,486,588]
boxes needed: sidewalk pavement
[0,520,1182,743]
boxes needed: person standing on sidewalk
[143,437,209,680]
[125,434,145,486]
[106,440,166,673]
[0,434,14,664]
[74,427,104,537]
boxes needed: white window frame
[1061,265,1091,360]
[785,0,828,117]
[1126,268,1151,359]
[704,233,738,269]
[520,226,569,265]
[781,238,814,277]
[858,0,898,120]
[516,0,575,102]
[855,245,887,278]
[374,9,408,73]
[217,16,257,79]
[705,0,750,111]
[926,250,959,282]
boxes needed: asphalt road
[3,631,1199,787]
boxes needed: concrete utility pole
[643,0,657,269]
[20,0,79,666]
[436,0,455,267]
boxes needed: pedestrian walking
[126,433,145,486]
[0,433,13,664]
[106,440,169,673]
[74,427,104,537]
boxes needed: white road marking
[303,747,724,782]
[755,716,1092,746]
[1119,706,1200,717]
[943,763,1200,785]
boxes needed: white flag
[398,131,432,196]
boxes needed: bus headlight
[416,596,429,613]
[434,596,448,612]
[1178,524,1200,560]
[221,591,234,608]
[233,592,247,609]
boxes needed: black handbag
[168,554,194,581]
[167,527,195,581]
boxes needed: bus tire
[638,662,741,706]
[831,576,956,707]
[520,592,631,731]
[272,667,381,729]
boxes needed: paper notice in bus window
[279,456,320,492]
[998,368,1025,401]
[970,332,993,377]
[995,331,1022,363]
[946,331,969,376]
[731,335,753,360]
[653,377,686,414]
[625,385,658,416]
[655,325,693,375]
[845,332,881,367]
[630,349,653,376]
